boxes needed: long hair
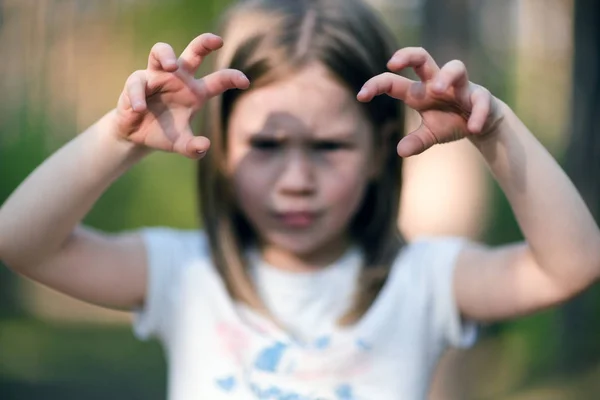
[198,0,405,324]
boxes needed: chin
[265,232,330,257]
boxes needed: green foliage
[0,317,165,400]
[0,110,48,204]
[123,0,235,55]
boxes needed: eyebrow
[247,130,358,141]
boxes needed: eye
[250,138,280,150]
[312,141,348,152]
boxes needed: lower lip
[278,213,317,228]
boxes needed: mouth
[274,210,320,228]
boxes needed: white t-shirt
[133,228,476,400]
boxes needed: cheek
[322,173,367,207]
[232,164,269,205]
[227,142,275,200]
[317,156,372,229]
[319,154,371,202]
[231,173,267,233]
[230,153,281,218]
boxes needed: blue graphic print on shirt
[356,338,372,352]
[335,384,356,400]
[250,382,332,400]
[313,336,331,350]
[215,375,236,392]
[255,341,288,372]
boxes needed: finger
[468,86,492,134]
[173,131,211,159]
[196,69,250,99]
[147,42,178,72]
[124,70,149,112]
[179,33,224,75]
[433,60,469,94]
[357,72,413,102]
[387,47,440,82]
[396,125,438,157]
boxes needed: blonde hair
[198,0,405,324]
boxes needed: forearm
[0,110,150,270]
[471,101,600,292]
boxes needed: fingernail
[238,72,249,83]
[196,150,206,155]
[358,88,367,97]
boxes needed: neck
[260,236,352,273]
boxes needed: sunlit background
[1,0,599,399]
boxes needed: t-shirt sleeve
[132,227,192,342]
[424,237,478,349]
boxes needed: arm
[454,103,600,321]
[0,112,149,310]
[359,47,600,322]
[0,34,249,311]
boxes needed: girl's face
[227,63,379,266]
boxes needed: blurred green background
[1,0,599,399]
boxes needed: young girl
[1,0,599,398]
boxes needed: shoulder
[401,236,467,265]
[391,236,477,347]
[133,228,214,341]
[139,226,215,280]
[140,226,210,260]
[389,236,469,286]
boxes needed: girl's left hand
[358,47,504,157]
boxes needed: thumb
[174,131,211,159]
[396,125,438,157]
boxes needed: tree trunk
[560,0,600,372]
[422,0,471,65]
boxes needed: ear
[368,121,397,180]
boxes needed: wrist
[469,100,514,148]
[97,110,153,161]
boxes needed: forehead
[228,63,370,138]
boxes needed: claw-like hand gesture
[114,33,249,159]
[358,47,504,157]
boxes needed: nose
[278,149,316,196]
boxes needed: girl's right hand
[115,33,250,159]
